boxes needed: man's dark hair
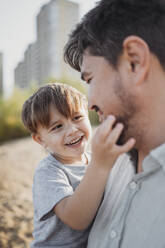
[64,0,165,71]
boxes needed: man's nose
[88,98,103,122]
[88,86,100,112]
[88,96,100,113]
[88,87,94,110]
[88,96,97,111]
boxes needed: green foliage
[88,110,99,126]
[0,88,30,144]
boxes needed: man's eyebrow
[81,71,90,81]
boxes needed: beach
[0,137,46,247]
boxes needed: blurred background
[0,0,98,247]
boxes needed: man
[64,0,165,247]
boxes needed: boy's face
[34,104,91,164]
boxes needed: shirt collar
[142,142,165,172]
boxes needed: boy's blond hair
[21,83,88,134]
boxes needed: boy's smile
[35,105,91,164]
[65,134,84,146]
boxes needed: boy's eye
[52,124,62,131]
[73,115,82,121]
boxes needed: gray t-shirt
[31,153,91,248]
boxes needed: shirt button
[110,230,117,239]
[129,181,137,190]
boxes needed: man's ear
[123,36,150,85]
[32,133,44,146]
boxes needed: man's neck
[137,152,147,173]
[128,149,149,173]
[137,134,165,173]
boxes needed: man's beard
[113,74,140,168]
[114,100,137,146]
[113,74,139,144]
[115,115,139,170]
[115,116,129,146]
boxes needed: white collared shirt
[88,143,165,248]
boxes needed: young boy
[21,83,135,248]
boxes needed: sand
[0,137,46,248]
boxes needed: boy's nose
[66,123,78,136]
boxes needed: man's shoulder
[113,153,133,173]
[105,153,134,192]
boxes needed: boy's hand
[55,115,135,230]
[91,115,135,171]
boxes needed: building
[14,0,79,89]
[0,53,3,96]
[24,42,39,86]
[15,42,39,89]
[15,61,26,89]
[37,0,79,83]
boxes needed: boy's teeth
[67,136,83,145]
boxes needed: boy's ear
[32,133,43,146]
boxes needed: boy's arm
[55,160,111,230]
[54,116,135,230]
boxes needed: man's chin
[117,130,139,169]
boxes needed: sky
[0,0,96,97]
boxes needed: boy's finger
[106,123,124,145]
[117,138,136,154]
[97,115,116,141]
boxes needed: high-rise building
[14,0,79,89]
[24,42,39,86]
[15,42,39,89]
[15,61,26,88]
[37,0,79,83]
[0,53,3,96]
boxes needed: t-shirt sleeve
[33,163,73,221]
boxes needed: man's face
[81,51,141,145]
